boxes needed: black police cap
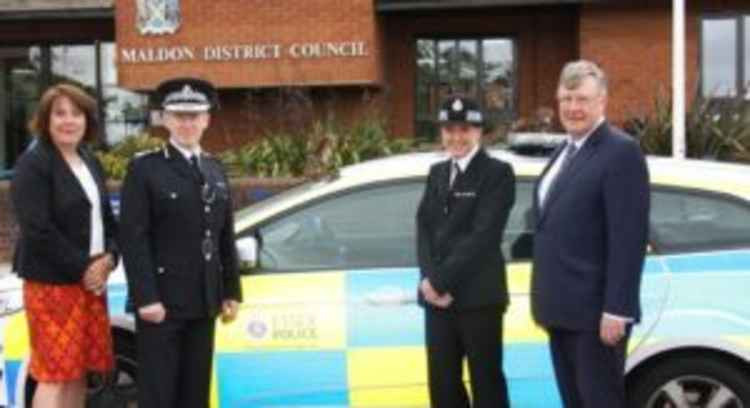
[156,77,219,112]
[437,96,483,126]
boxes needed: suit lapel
[165,143,198,182]
[534,143,565,221]
[443,148,488,217]
[435,159,451,199]
[538,122,607,222]
[46,141,90,206]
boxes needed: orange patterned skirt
[23,280,114,382]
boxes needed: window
[415,37,516,140]
[251,177,535,273]
[99,43,148,145]
[257,181,424,271]
[700,15,750,98]
[651,188,750,252]
[504,180,535,261]
[0,42,149,170]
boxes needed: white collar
[567,117,605,149]
[169,138,202,161]
[452,144,480,172]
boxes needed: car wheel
[628,355,750,408]
[86,332,138,408]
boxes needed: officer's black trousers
[136,316,216,408]
[425,305,509,408]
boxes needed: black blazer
[119,144,242,319]
[416,148,516,311]
[531,122,650,331]
[11,139,119,284]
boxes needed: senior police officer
[416,96,515,408]
[120,77,242,408]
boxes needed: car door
[500,179,561,407]
[212,179,426,407]
[500,179,670,407]
[642,187,750,342]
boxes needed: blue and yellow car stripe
[5,249,750,407]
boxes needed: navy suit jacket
[530,122,650,331]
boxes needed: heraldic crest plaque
[136,0,181,35]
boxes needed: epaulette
[133,147,164,160]
[201,151,218,161]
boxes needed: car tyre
[628,355,750,408]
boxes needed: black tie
[449,161,461,189]
[189,155,204,184]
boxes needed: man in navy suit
[417,96,515,408]
[531,60,650,408]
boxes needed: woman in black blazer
[11,83,118,408]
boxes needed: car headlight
[0,288,23,317]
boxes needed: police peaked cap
[437,96,483,126]
[156,77,219,112]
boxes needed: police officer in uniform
[416,96,515,408]
[120,77,242,408]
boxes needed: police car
[2,148,750,407]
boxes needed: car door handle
[364,286,416,306]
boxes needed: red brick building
[1,0,750,159]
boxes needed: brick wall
[579,3,672,125]
[194,86,385,152]
[580,0,750,126]
[381,6,578,139]
[0,177,304,263]
[0,181,18,263]
[115,0,383,89]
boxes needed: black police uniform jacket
[416,148,516,311]
[120,144,242,319]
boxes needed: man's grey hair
[558,60,608,95]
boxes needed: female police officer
[120,77,242,408]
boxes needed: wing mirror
[236,236,259,271]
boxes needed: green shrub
[95,134,165,180]
[220,132,307,178]
[625,91,750,163]
[220,117,415,178]
[97,118,415,180]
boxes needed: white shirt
[537,117,604,206]
[169,139,202,164]
[449,144,480,187]
[70,160,104,256]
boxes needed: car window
[651,187,750,253]
[504,179,535,262]
[256,181,423,272]
[251,177,537,273]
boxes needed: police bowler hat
[437,96,483,127]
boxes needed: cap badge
[164,84,208,105]
[452,99,463,112]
